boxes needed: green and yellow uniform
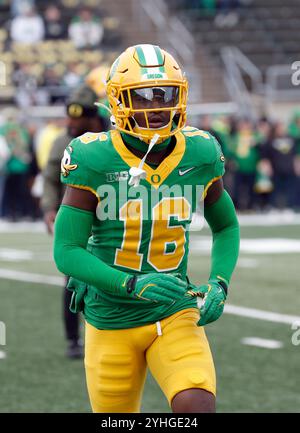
[60,127,225,330]
[54,44,239,413]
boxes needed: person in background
[68,7,104,50]
[13,63,40,108]
[257,116,272,143]
[10,3,45,44]
[288,110,300,209]
[41,83,108,359]
[199,114,226,150]
[230,118,260,211]
[44,5,65,40]
[288,109,300,149]
[62,63,83,91]
[0,134,10,217]
[35,120,65,173]
[261,121,298,210]
[253,117,273,210]
[0,111,32,220]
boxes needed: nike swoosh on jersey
[178,167,195,176]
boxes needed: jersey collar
[120,132,171,153]
[111,130,186,189]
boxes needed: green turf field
[0,220,300,412]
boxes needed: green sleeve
[53,204,129,294]
[204,190,240,286]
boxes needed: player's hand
[44,210,57,234]
[187,279,227,326]
[123,272,188,304]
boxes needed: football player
[54,44,240,412]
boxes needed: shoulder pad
[182,126,211,140]
[77,131,110,145]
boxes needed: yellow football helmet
[85,65,109,99]
[106,44,188,144]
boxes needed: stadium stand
[167,0,300,78]
[0,0,122,105]
[0,0,299,218]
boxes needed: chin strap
[128,133,160,187]
[96,97,161,187]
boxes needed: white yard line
[224,304,300,326]
[237,258,258,268]
[1,268,300,326]
[237,211,300,226]
[190,237,300,254]
[0,221,45,233]
[0,249,52,262]
[0,351,6,359]
[241,337,283,349]
[0,249,34,261]
[190,211,300,230]
[0,268,64,286]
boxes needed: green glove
[187,279,227,326]
[122,272,188,304]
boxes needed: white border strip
[241,337,283,349]
[225,304,300,325]
[0,268,63,286]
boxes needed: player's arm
[53,186,187,303]
[188,179,240,325]
[204,179,240,286]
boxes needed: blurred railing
[187,101,238,117]
[221,47,300,118]
[135,0,202,103]
[221,46,263,121]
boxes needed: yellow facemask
[106,44,188,144]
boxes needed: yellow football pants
[84,308,216,413]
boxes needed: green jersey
[60,127,225,329]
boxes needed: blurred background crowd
[0,0,121,106]
[1,109,300,222]
[0,0,300,221]
[1,0,299,410]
